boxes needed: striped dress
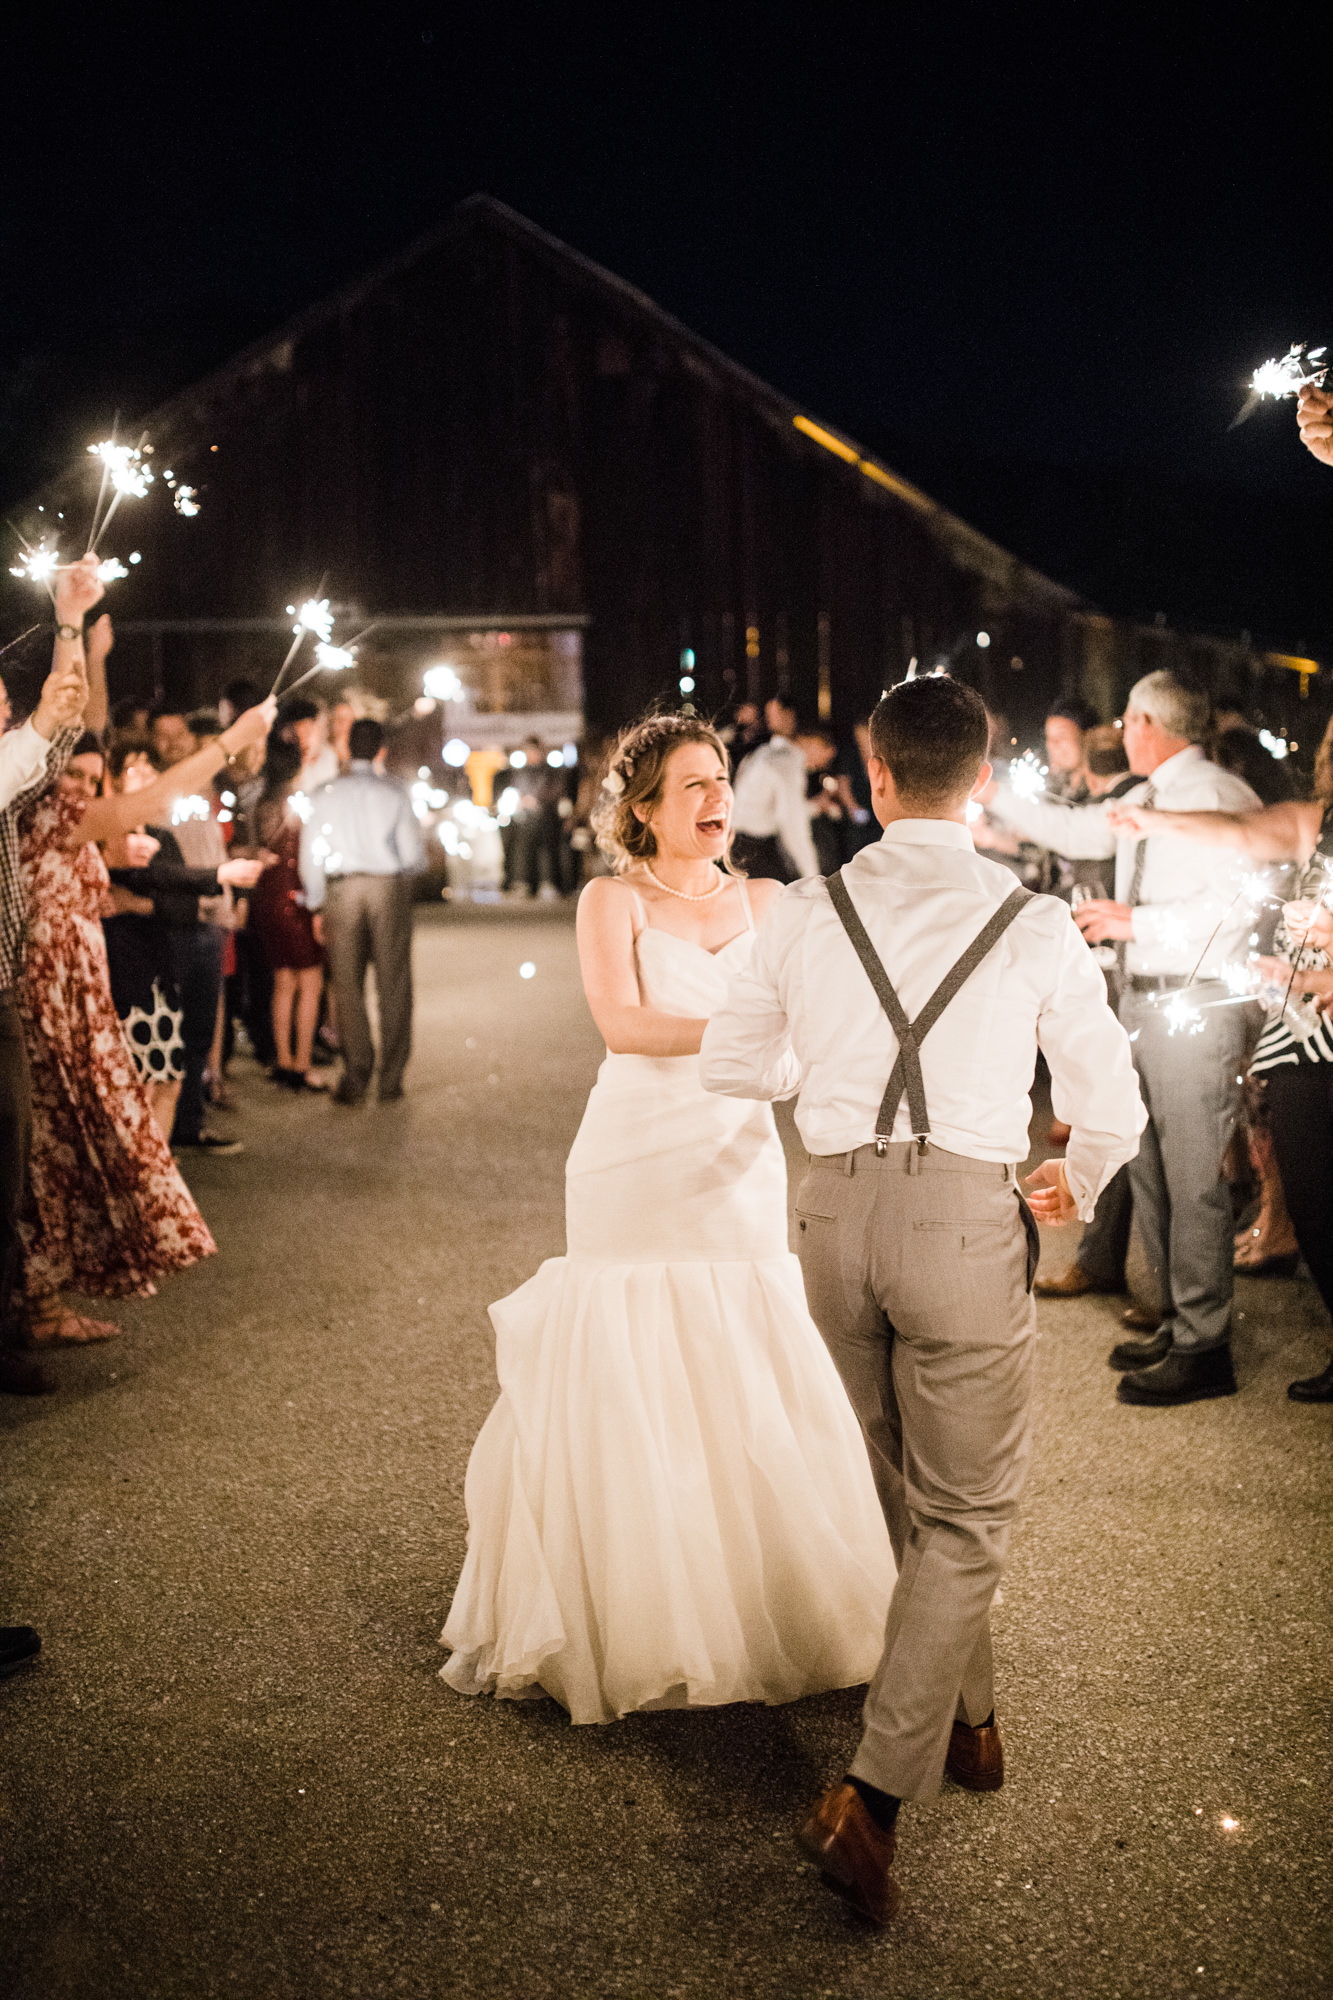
[1250,803,1333,1074]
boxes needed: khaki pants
[323,874,415,1100]
[796,1141,1038,1802]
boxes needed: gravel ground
[3,901,1330,2000]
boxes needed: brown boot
[945,1716,1005,1792]
[797,1782,901,1926]
[1033,1262,1124,1299]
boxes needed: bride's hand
[1024,1159,1077,1226]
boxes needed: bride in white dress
[440,714,893,1724]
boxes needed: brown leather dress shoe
[797,1782,901,1926]
[945,1717,1004,1792]
[1032,1262,1124,1299]
[1121,1303,1162,1333]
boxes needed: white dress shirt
[700,820,1145,1220]
[299,761,426,909]
[730,737,819,878]
[0,721,55,814]
[988,745,1262,977]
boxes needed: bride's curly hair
[590,712,736,874]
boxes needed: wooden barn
[5,196,1323,755]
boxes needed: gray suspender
[826,869,1035,1154]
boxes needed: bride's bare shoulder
[740,875,786,923]
[577,875,640,929]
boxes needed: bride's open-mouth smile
[695,811,728,839]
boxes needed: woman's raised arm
[70,699,276,847]
[1106,797,1322,865]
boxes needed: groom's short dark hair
[868,674,990,807]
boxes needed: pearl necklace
[643,863,727,903]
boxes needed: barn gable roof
[92,195,1080,615]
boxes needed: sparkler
[86,437,154,552]
[0,623,43,661]
[277,622,379,698]
[1275,861,1333,1037]
[170,795,212,827]
[270,597,334,699]
[8,538,59,590]
[1007,750,1047,801]
[1231,342,1328,427]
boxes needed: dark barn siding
[10,198,1319,760]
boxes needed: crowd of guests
[0,570,430,1429]
[2,557,1327,1432]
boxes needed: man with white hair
[985,671,1261,1405]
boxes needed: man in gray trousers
[301,718,425,1104]
[701,674,1144,1926]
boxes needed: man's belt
[1128,973,1190,992]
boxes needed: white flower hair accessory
[602,767,626,797]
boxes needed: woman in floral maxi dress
[15,694,274,1344]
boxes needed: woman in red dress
[16,695,273,1344]
[246,739,329,1091]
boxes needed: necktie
[1116,781,1156,974]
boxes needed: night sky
[5,9,1328,645]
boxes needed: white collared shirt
[700,819,1146,1219]
[0,720,54,814]
[988,745,1262,977]
[730,737,819,878]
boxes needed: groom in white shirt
[701,673,1144,1926]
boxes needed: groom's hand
[1024,1159,1077,1226]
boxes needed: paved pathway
[4,904,1330,2000]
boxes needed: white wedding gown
[439,894,894,1724]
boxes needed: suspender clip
[874,1135,888,1157]
[916,1133,928,1156]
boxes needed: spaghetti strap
[620,880,648,936]
[735,876,756,933]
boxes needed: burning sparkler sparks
[1163,991,1207,1037]
[314,641,356,673]
[1231,343,1329,427]
[95,558,129,582]
[1007,750,1048,802]
[290,599,333,645]
[173,485,200,517]
[170,795,212,827]
[86,437,155,552]
[8,540,58,587]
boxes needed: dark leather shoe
[797,1782,901,1927]
[0,1626,41,1677]
[945,1717,1004,1792]
[1288,1357,1333,1403]
[1033,1262,1124,1300]
[331,1085,365,1106]
[1109,1328,1171,1371]
[1121,1303,1162,1333]
[1118,1346,1237,1406]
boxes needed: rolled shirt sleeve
[0,719,58,813]
[700,917,805,1102]
[1038,916,1147,1219]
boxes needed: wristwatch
[54,623,81,642]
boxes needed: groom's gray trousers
[796,1139,1039,1803]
